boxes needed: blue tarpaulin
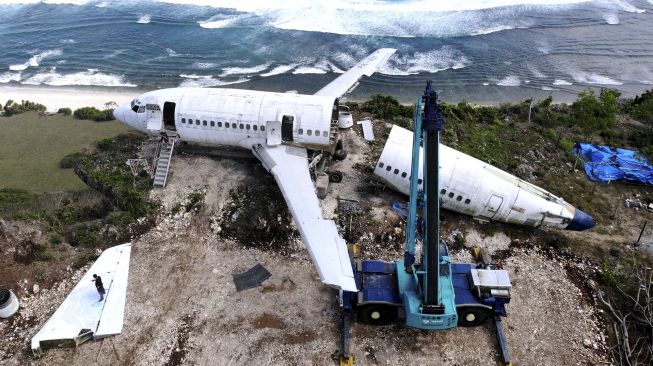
[573,143,653,184]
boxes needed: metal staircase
[153,136,177,188]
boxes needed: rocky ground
[2,124,650,365]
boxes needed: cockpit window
[137,106,145,113]
[131,99,144,113]
[132,105,139,113]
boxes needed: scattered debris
[233,264,272,292]
[624,198,645,209]
[357,119,375,141]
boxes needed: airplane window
[386,166,391,172]
[315,130,320,136]
[465,199,471,204]
[195,120,200,125]
[441,189,446,194]
[137,106,145,113]
[203,120,207,126]
[131,105,139,113]
[210,121,215,127]
[239,124,244,129]
[379,162,384,168]
[218,122,222,127]
[299,128,303,135]
[418,179,423,184]
[246,124,250,130]
[394,169,399,174]
[323,131,328,137]
[456,195,463,201]
[307,130,312,136]
[225,122,229,128]
[232,123,237,129]
[448,192,454,198]
[253,125,257,131]
[261,126,265,132]
[401,172,407,178]
[181,118,186,124]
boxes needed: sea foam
[137,15,151,24]
[496,75,521,86]
[22,69,137,87]
[571,71,622,85]
[9,49,63,71]
[0,72,21,83]
[220,63,271,77]
[179,75,248,88]
[379,48,469,75]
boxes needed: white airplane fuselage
[374,126,594,231]
[114,87,338,152]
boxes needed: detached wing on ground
[252,144,357,292]
[313,48,396,98]
[31,243,132,356]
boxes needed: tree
[570,88,620,135]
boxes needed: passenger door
[481,194,503,219]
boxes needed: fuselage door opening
[163,102,177,131]
[281,114,295,142]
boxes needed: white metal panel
[31,243,132,354]
[357,119,375,141]
[252,144,356,291]
[95,244,131,338]
[314,48,396,98]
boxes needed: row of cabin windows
[377,161,471,205]
[180,118,265,132]
[298,128,329,138]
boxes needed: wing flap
[252,144,356,291]
[313,48,396,98]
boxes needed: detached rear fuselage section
[114,87,341,153]
[375,126,594,231]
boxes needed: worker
[92,274,106,302]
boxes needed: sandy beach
[0,86,140,112]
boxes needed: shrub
[569,88,620,135]
[559,138,574,153]
[57,107,72,116]
[3,99,47,116]
[59,152,81,169]
[73,106,115,121]
[542,128,557,140]
[50,233,63,245]
[630,89,653,123]
[362,94,413,119]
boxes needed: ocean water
[0,0,652,103]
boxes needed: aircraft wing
[31,243,132,356]
[252,144,357,292]
[313,48,396,98]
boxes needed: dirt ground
[3,126,649,365]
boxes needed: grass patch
[0,111,130,192]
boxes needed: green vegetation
[0,111,130,192]
[3,99,46,116]
[73,106,115,122]
[360,94,414,120]
[569,89,620,136]
[630,89,653,123]
[57,107,72,116]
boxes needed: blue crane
[339,81,513,365]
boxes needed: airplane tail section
[313,48,396,98]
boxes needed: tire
[329,171,344,183]
[457,307,489,327]
[358,305,396,326]
[333,149,347,161]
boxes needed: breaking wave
[198,14,247,28]
[379,48,469,75]
[22,69,137,87]
[137,15,151,24]
[261,64,298,77]
[9,49,63,71]
[553,79,572,85]
[178,75,249,87]
[602,13,619,24]
[496,75,521,86]
[0,71,22,83]
[220,63,271,77]
[191,62,216,69]
[570,71,622,85]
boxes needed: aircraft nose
[566,208,595,231]
[113,104,126,122]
